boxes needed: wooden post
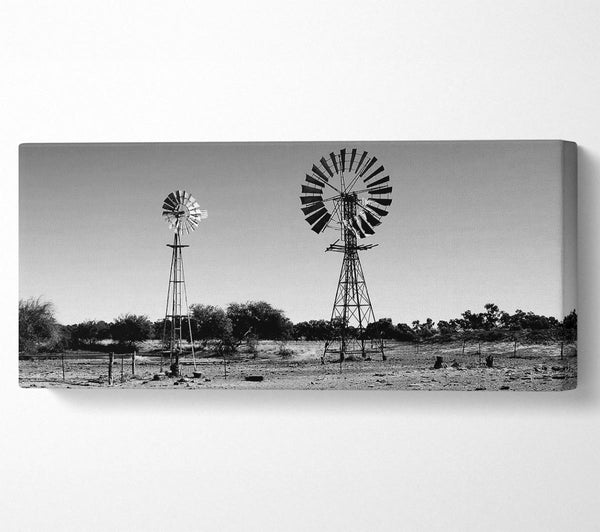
[560,342,564,360]
[478,342,481,365]
[108,352,114,385]
[462,340,465,356]
[61,351,66,382]
[121,353,124,382]
[132,350,136,376]
[513,338,517,357]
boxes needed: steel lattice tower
[163,230,195,376]
[324,193,384,362]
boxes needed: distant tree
[483,303,501,330]
[436,320,457,337]
[293,320,331,340]
[19,297,62,354]
[226,301,293,340]
[110,314,152,347]
[365,318,397,339]
[190,304,233,341]
[70,320,111,347]
[461,310,485,330]
[395,323,417,341]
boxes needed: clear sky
[19,141,572,325]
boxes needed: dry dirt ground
[19,340,577,391]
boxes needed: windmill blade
[163,199,176,212]
[300,195,323,205]
[306,207,328,225]
[164,194,177,210]
[362,209,382,227]
[364,165,385,183]
[351,218,366,239]
[311,213,331,233]
[305,174,325,188]
[359,157,377,177]
[302,201,325,215]
[354,151,368,174]
[301,185,323,195]
[320,157,334,177]
[368,186,392,195]
[312,165,329,182]
[330,152,339,173]
[366,204,389,217]
[366,175,390,188]
[340,149,346,172]
[358,215,375,235]
[369,197,392,206]
[198,210,208,219]
[349,148,357,171]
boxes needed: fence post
[560,342,564,360]
[121,353,124,382]
[108,352,114,385]
[132,350,136,376]
[513,338,517,357]
[478,342,481,365]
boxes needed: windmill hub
[299,149,393,362]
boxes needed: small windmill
[300,148,392,362]
[162,190,207,376]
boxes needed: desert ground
[19,340,577,391]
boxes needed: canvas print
[18,141,577,390]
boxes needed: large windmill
[300,148,392,362]
[162,190,207,376]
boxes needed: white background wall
[2,1,599,530]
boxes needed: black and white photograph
[3,1,600,531]
[19,141,577,390]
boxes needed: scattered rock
[450,360,461,369]
[152,373,165,381]
[245,375,264,382]
[433,356,444,369]
[500,385,510,390]
[193,372,202,379]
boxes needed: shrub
[19,298,62,354]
